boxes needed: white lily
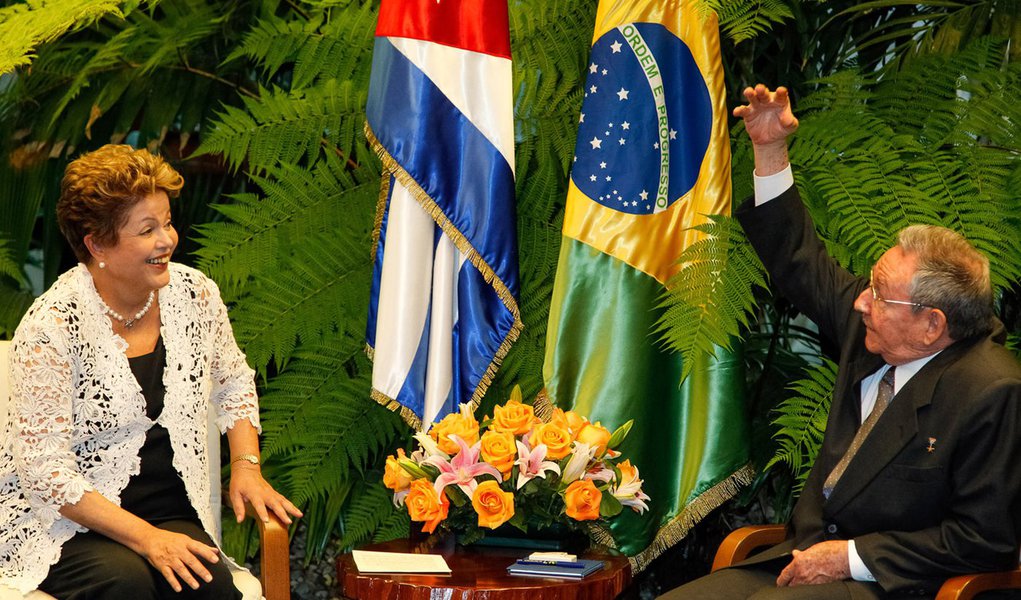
[561,441,598,484]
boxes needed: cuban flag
[365,0,521,430]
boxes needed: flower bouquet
[383,387,650,546]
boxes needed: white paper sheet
[351,550,452,574]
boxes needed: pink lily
[514,440,561,490]
[611,460,651,514]
[584,462,615,484]
[423,435,502,498]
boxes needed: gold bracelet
[231,454,260,466]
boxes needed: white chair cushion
[0,586,55,599]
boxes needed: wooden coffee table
[337,536,632,600]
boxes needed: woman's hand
[228,462,303,525]
[138,527,221,592]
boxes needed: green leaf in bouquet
[398,458,429,480]
[606,419,634,450]
[599,490,623,518]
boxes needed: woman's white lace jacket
[0,263,260,593]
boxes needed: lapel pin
[926,437,937,453]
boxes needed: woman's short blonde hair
[56,144,184,263]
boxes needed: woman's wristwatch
[231,453,260,466]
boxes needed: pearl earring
[98,262,106,269]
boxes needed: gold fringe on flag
[627,464,755,573]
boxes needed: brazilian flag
[543,0,751,570]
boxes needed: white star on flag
[600,161,607,169]
[611,40,622,53]
[590,85,597,94]
[617,88,629,101]
[670,129,677,139]
[590,137,602,149]
[579,113,585,123]
[590,63,598,73]
[640,190,649,200]
[590,174,597,181]
[621,121,630,130]
[619,138,626,145]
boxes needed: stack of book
[506,552,605,579]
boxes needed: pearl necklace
[99,290,156,328]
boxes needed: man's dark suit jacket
[734,186,1021,596]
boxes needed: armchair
[712,524,1021,600]
[0,340,290,600]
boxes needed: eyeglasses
[869,269,931,310]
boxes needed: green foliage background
[0,0,1018,571]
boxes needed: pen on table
[514,560,586,568]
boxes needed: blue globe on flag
[572,22,713,216]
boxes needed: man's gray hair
[898,225,993,340]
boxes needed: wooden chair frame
[244,501,291,600]
[711,524,1021,600]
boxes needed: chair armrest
[711,525,788,573]
[935,568,1021,600]
[244,501,291,600]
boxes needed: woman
[0,145,301,598]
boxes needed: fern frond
[370,506,411,543]
[0,0,143,75]
[229,230,373,370]
[791,45,1021,285]
[655,215,769,381]
[337,478,405,550]
[193,153,377,298]
[292,3,376,90]
[698,0,794,44]
[197,79,368,173]
[225,14,313,78]
[258,343,407,506]
[765,359,837,494]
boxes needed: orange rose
[471,480,515,529]
[405,478,449,534]
[383,448,413,492]
[480,430,516,478]
[531,422,573,459]
[430,410,480,455]
[490,399,540,435]
[550,408,588,438]
[564,479,602,521]
[576,422,611,456]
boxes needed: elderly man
[659,85,1021,600]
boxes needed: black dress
[119,336,199,524]
[38,337,242,600]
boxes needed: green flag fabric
[542,0,751,571]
